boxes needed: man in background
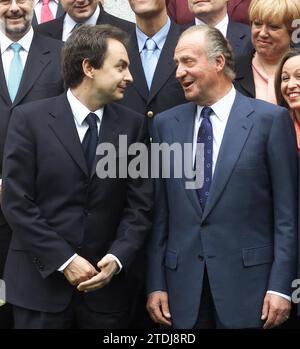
[0,0,64,328]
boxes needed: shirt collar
[67,89,103,125]
[0,27,34,54]
[64,5,100,34]
[136,16,171,53]
[196,85,236,122]
[195,14,229,38]
[34,0,58,5]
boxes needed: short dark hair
[275,48,300,108]
[62,24,129,88]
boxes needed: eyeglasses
[0,0,29,5]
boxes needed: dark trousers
[0,219,13,329]
[193,267,217,329]
[13,291,129,329]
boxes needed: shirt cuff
[106,253,122,274]
[58,253,78,272]
[267,290,291,302]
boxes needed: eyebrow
[282,69,300,75]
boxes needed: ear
[215,54,225,73]
[82,58,94,79]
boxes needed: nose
[287,76,297,89]
[175,64,186,80]
[258,24,270,37]
[124,68,133,84]
[8,0,21,12]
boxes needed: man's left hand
[261,293,291,329]
[77,255,119,292]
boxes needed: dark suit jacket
[234,51,255,98]
[32,1,65,27]
[0,32,64,284]
[35,4,134,40]
[119,21,187,134]
[0,32,64,174]
[147,92,298,328]
[2,93,153,314]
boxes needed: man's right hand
[146,291,172,327]
[63,255,98,286]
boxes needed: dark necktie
[196,106,213,209]
[82,113,98,174]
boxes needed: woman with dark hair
[275,49,300,154]
[274,48,300,329]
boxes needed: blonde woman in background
[234,0,300,104]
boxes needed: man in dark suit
[35,0,134,41]
[2,24,153,329]
[0,0,64,328]
[120,0,187,134]
[187,0,252,60]
[147,25,298,329]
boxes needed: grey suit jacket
[147,91,298,328]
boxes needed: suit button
[198,255,204,261]
[39,265,44,271]
[147,111,154,118]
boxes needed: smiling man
[0,0,64,329]
[147,25,298,329]
[36,0,134,41]
[2,24,153,329]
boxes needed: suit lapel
[56,2,64,18]
[172,103,203,216]
[201,93,254,221]
[128,32,149,103]
[13,33,52,106]
[234,52,255,97]
[90,103,121,178]
[148,22,180,102]
[48,94,89,176]
[0,57,12,105]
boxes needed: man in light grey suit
[146,25,298,329]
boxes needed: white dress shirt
[34,0,59,24]
[192,86,290,301]
[62,5,100,41]
[195,14,229,38]
[58,89,122,273]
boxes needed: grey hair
[180,25,236,81]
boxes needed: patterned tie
[7,43,23,102]
[40,0,54,23]
[82,113,98,174]
[141,38,158,90]
[196,107,213,209]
